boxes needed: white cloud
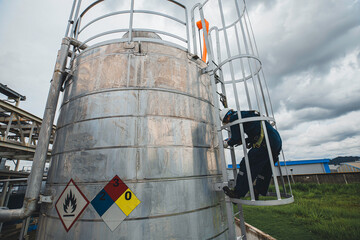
[281,111,360,159]
[250,0,360,79]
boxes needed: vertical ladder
[196,8,243,240]
[209,60,249,240]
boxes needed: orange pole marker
[196,19,209,62]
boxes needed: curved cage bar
[79,10,187,35]
[79,28,188,50]
[233,193,294,206]
[212,54,263,85]
[221,116,276,131]
[78,10,131,34]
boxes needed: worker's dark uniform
[226,111,282,197]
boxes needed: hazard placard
[55,179,90,232]
[91,175,141,231]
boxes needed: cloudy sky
[0,0,359,162]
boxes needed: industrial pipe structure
[0,0,80,221]
[0,38,70,222]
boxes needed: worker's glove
[245,138,252,149]
[223,139,229,148]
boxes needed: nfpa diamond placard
[55,179,89,232]
[91,175,141,231]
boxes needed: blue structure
[228,159,331,175]
[275,159,331,174]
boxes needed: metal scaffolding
[0,100,55,161]
[0,85,54,238]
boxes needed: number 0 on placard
[125,191,131,200]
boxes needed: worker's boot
[254,188,259,200]
[223,186,241,199]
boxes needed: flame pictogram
[63,190,77,213]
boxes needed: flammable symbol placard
[55,179,90,232]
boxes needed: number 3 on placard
[113,179,119,187]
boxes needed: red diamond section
[104,175,128,201]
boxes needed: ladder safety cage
[192,0,294,209]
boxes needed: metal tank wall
[37,40,229,239]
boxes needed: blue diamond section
[91,189,114,216]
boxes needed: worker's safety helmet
[220,108,233,123]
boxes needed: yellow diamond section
[115,189,141,216]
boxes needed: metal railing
[70,0,190,51]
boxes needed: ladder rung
[214,73,223,84]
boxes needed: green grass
[240,183,360,240]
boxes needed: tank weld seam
[61,87,214,108]
[56,114,215,131]
[206,228,229,240]
[42,203,222,222]
[140,174,223,182]
[125,203,221,221]
[75,52,132,67]
[51,145,216,156]
[74,50,188,68]
[46,174,223,185]
[74,39,187,62]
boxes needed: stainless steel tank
[37,34,229,239]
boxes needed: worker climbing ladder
[192,0,294,239]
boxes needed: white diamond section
[55,179,89,232]
[101,203,127,231]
